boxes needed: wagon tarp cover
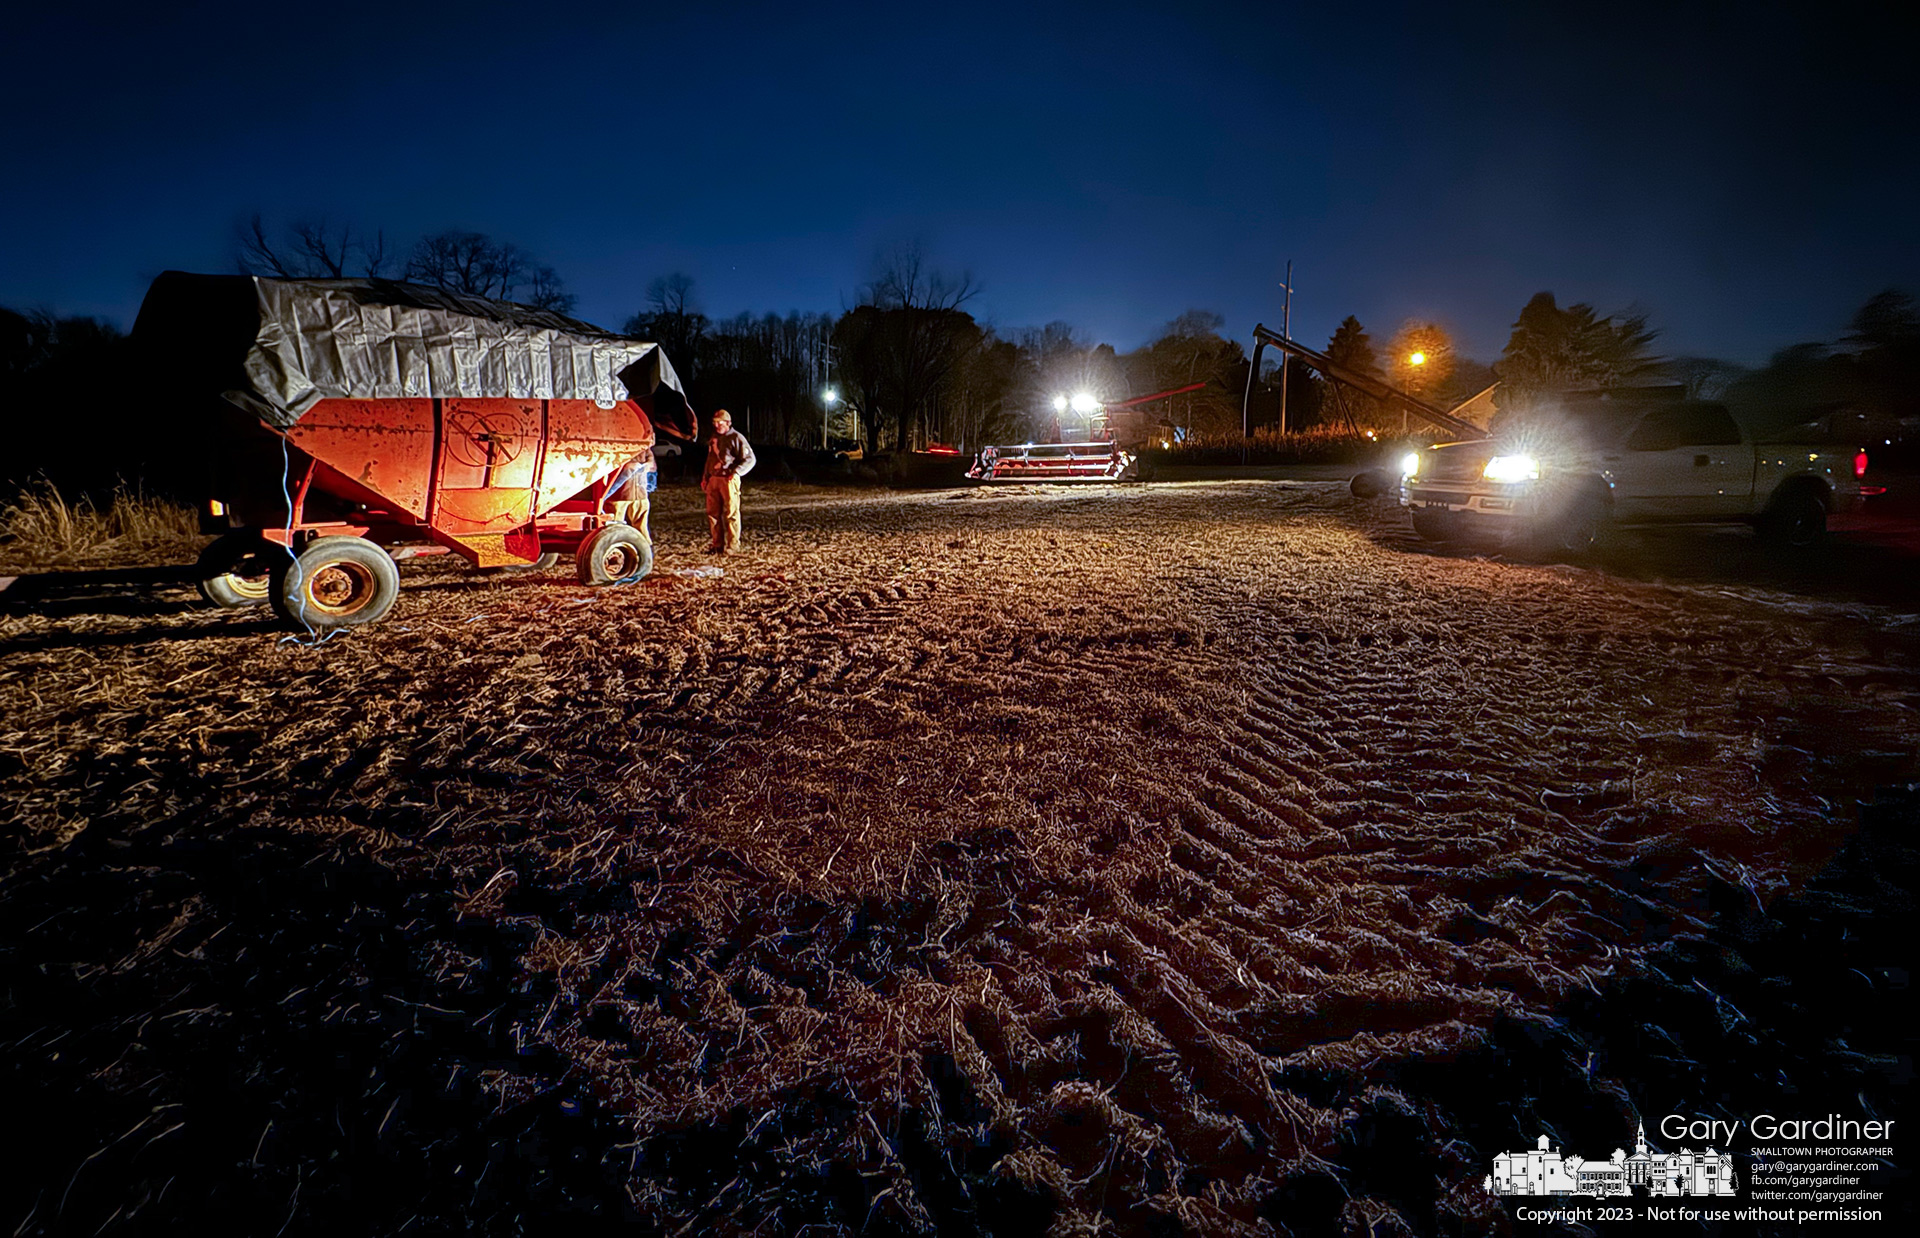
[134,272,695,436]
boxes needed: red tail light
[1854,450,1869,478]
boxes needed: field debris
[2,480,1915,1233]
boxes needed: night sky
[3,1,1914,366]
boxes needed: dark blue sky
[4,1,1914,366]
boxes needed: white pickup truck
[1398,392,1868,554]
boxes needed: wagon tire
[269,536,401,630]
[576,525,653,586]
[195,532,277,608]
[480,551,562,574]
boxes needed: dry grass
[1,479,1917,1234]
[0,481,201,565]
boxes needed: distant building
[1487,1124,1735,1198]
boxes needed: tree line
[5,210,1917,496]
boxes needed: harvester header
[966,381,1210,483]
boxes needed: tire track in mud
[491,490,1913,1231]
[4,482,1919,1235]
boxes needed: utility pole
[820,339,838,449]
[1277,260,1293,436]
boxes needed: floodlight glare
[1482,454,1539,483]
[823,387,839,405]
[1069,392,1100,414]
[1051,395,1068,412]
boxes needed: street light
[823,387,858,450]
[1409,351,1427,367]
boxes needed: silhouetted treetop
[1494,292,1662,412]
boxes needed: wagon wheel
[270,536,402,630]
[195,531,277,608]
[576,525,653,586]
[479,551,563,574]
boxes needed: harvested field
[3,479,1916,1235]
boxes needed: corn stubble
[1,482,1914,1234]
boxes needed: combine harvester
[967,383,1206,483]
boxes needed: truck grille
[1423,458,1486,483]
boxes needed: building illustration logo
[1487,1123,1737,1198]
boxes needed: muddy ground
[2,480,1915,1235]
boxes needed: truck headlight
[1483,454,1539,483]
[1400,452,1420,477]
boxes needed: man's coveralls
[703,423,756,553]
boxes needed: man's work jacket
[704,429,756,485]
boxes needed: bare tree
[864,242,977,317]
[859,243,979,451]
[404,231,525,297]
[523,265,577,314]
[831,305,891,454]
[648,273,696,319]
[627,274,705,379]
[940,328,1022,451]
[237,215,389,279]
[1162,309,1225,340]
[403,231,575,311]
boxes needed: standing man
[702,408,755,554]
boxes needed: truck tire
[1410,510,1455,543]
[1542,491,1608,558]
[576,525,653,585]
[269,535,402,630]
[195,531,276,608]
[1761,490,1827,549]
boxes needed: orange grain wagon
[133,273,698,630]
